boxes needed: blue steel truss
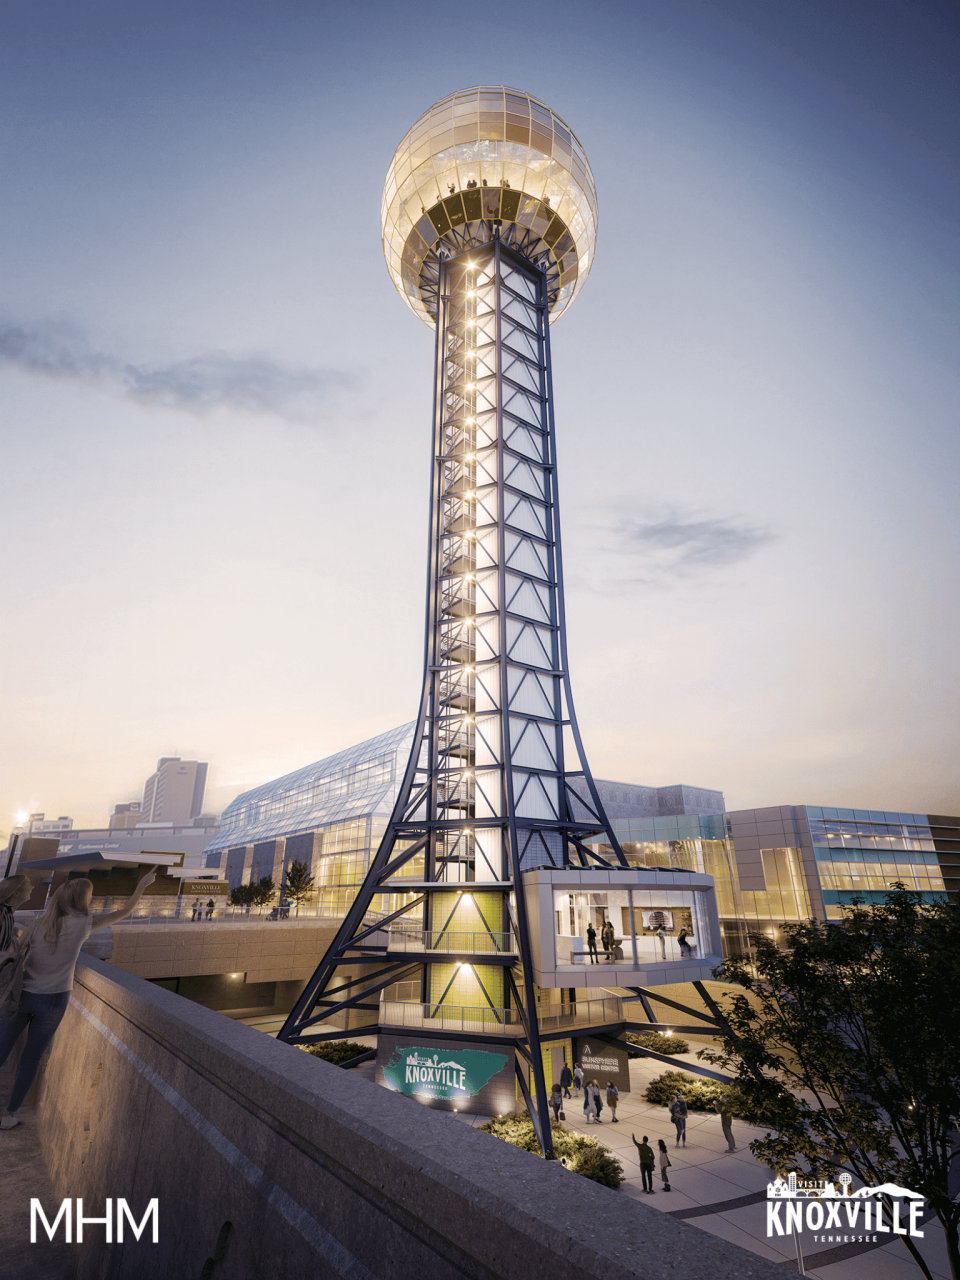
[279,233,629,1158]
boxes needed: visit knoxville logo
[766,1172,926,1243]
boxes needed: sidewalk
[453,1046,952,1280]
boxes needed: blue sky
[2,0,958,830]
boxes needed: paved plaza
[239,1018,952,1279]
[451,1042,952,1280]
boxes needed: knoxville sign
[766,1174,926,1243]
[382,1046,507,1100]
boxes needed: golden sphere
[382,86,598,326]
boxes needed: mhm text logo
[767,1172,926,1244]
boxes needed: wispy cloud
[567,502,778,594]
[0,321,354,421]
[620,512,777,573]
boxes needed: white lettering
[785,1202,803,1233]
[117,1199,159,1243]
[843,1202,861,1228]
[863,1201,872,1231]
[31,1199,71,1244]
[806,1202,824,1231]
[893,1201,905,1235]
[76,1199,113,1243]
[824,1202,842,1230]
[909,1201,924,1238]
[767,1203,784,1235]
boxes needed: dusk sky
[2,0,958,836]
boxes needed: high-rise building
[278,88,724,1151]
[141,757,208,826]
[25,813,74,834]
[109,802,143,830]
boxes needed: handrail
[385,928,515,954]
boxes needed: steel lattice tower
[280,87,628,1156]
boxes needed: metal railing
[536,995,623,1030]
[380,993,624,1035]
[385,928,514,955]
[380,1000,520,1034]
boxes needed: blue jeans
[0,990,70,1112]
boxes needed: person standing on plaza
[632,1134,656,1193]
[550,1082,563,1122]
[0,869,157,1130]
[657,1138,672,1190]
[677,926,691,958]
[573,1062,584,1096]
[205,899,215,920]
[715,1095,736,1151]
[590,1079,603,1123]
[606,1080,619,1122]
[669,1093,687,1147]
[191,897,201,921]
[583,1079,593,1122]
[586,922,599,963]
[560,1061,573,1098]
[656,924,667,960]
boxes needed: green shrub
[643,1070,742,1114]
[298,1040,372,1066]
[480,1113,624,1188]
[625,1031,690,1055]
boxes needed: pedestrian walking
[657,1138,672,1190]
[656,925,667,960]
[573,1063,584,1096]
[191,897,201,921]
[632,1134,656,1193]
[560,1062,573,1098]
[606,1080,619,1122]
[0,870,157,1130]
[583,1082,593,1122]
[550,1083,563,1122]
[590,1079,603,1123]
[715,1096,736,1151]
[586,923,599,963]
[669,1093,687,1147]
[677,926,691,957]
[205,899,215,920]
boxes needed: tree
[701,889,960,1280]
[281,859,315,916]
[250,876,275,912]
[228,884,253,909]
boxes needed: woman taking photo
[0,869,156,1129]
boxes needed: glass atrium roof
[204,723,415,851]
[382,86,598,327]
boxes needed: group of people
[190,898,215,921]
[585,918,618,963]
[0,869,158,1130]
[548,1055,737,1195]
[586,917,696,963]
[632,1135,673,1192]
[552,1060,620,1124]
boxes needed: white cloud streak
[0,321,355,421]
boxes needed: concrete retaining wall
[30,957,784,1280]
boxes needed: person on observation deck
[0,870,156,1130]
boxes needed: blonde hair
[0,874,32,907]
[38,878,93,943]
